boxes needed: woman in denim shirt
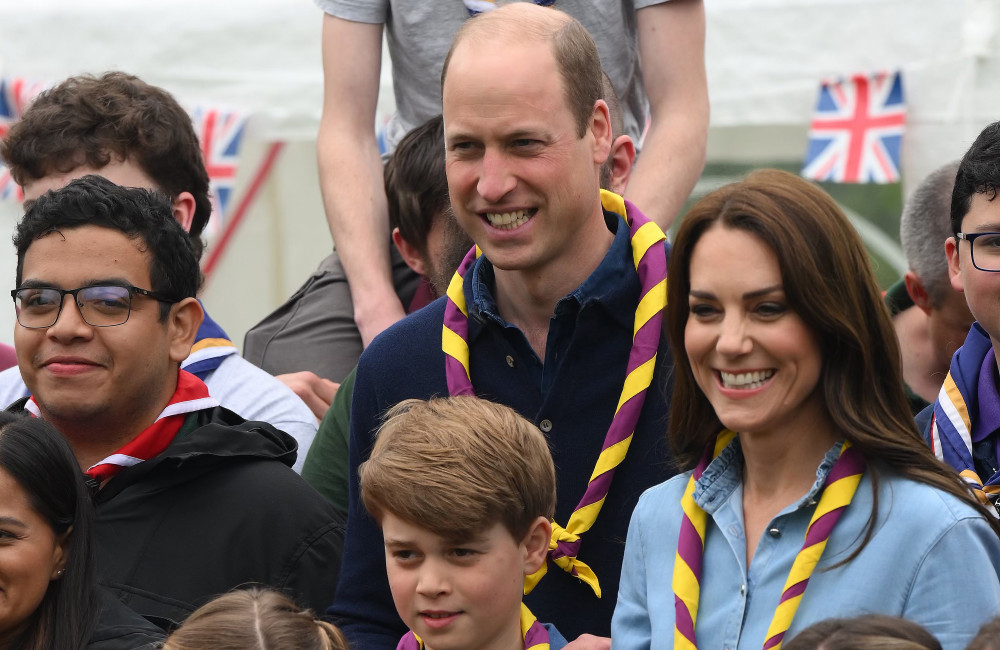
[612,170,1000,650]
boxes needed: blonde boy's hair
[360,396,557,542]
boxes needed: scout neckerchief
[181,306,238,380]
[397,603,551,650]
[673,431,866,650]
[929,322,1000,512]
[27,369,219,483]
[442,190,668,597]
[462,0,554,17]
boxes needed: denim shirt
[612,438,1000,650]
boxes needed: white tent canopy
[0,0,996,345]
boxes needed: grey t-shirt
[316,0,668,154]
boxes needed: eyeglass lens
[14,286,133,328]
[973,233,1000,272]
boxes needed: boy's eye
[450,548,479,559]
[391,549,418,562]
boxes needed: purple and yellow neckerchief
[673,430,866,650]
[442,190,668,597]
[929,323,1000,513]
[397,603,550,650]
[462,0,555,17]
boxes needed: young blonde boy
[359,396,567,650]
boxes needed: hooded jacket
[11,401,345,631]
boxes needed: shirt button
[539,419,553,433]
[740,584,745,596]
[506,355,515,368]
[768,527,781,538]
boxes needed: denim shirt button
[768,527,781,538]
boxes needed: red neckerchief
[26,369,219,483]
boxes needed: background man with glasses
[921,121,1000,511]
[7,175,343,631]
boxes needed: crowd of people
[2,1,1000,649]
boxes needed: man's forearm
[317,125,405,345]
[624,114,707,231]
[317,14,405,346]
[628,0,709,232]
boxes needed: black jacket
[87,588,165,649]
[12,401,345,631]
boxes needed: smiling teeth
[720,370,775,389]
[485,210,531,230]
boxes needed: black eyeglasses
[11,285,179,329]
[957,232,1000,272]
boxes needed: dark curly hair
[14,175,201,321]
[0,72,212,260]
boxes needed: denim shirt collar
[464,209,638,338]
[693,436,844,515]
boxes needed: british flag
[802,71,906,184]
[0,77,49,201]
[189,106,248,238]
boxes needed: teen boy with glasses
[7,175,344,632]
[924,121,1000,513]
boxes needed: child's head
[360,396,556,650]
[161,588,348,650]
[946,121,1000,341]
[969,616,1000,650]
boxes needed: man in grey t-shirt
[242,0,708,394]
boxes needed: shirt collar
[464,209,639,336]
[693,436,844,515]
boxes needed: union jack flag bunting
[189,106,248,238]
[802,71,906,184]
[0,77,49,201]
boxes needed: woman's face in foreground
[684,225,826,439]
[0,466,66,644]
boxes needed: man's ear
[172,191,197,233]
[392,227,428,277]
[946,236,965,293]
[904,271,934,316]
[167,298,204,364]
[589,100,613,168]
[521,516,552,575]
[606,134,637,195]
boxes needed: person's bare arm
[625,0,709,232]
[318,13,405,346]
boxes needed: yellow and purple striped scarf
[442,190,667,597]
[673,432,865,650]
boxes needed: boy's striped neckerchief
[441,190,668,597]
[673,430,866,649]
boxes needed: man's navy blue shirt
[329,210,676,647]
